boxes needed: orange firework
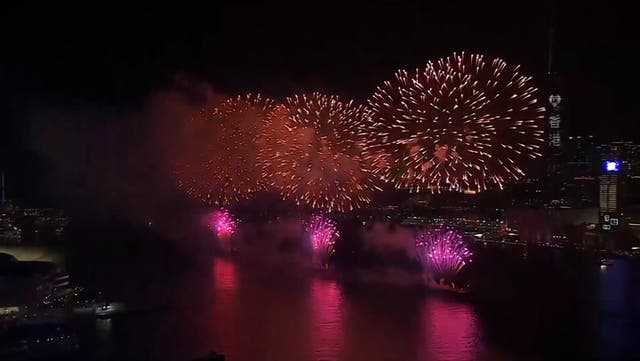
[363,52,545,193]
[174,93,277,205]
[257,93,381,212]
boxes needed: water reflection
[85,259,499,360]
[339,288,423,361]
[213,258,238,292]
[71,251,640,360]
[598,260,637,360]
[310,279,343,360]
[207,260,487,361]
[420,297,482,361]
[210,259,237,358]
[93,318,113,360]
[224,262,314,361]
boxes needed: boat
[599,258,614,266]
[95,302,127,318]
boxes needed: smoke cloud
[29,77,227,227]
[360,222,417,257]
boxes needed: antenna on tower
[1,172,5,208]
[547,1,557,75]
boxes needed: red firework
[363,52,545,193]
[174,94,277,205]
[257,93,381,212]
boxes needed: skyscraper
[1,172,5,208]
[546,5,563,151]
[544,6,569,205]
[560,136,599,208]
[599,161,622,231]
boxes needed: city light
[604,160,620,173]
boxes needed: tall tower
[1,172,5,208]
[545,3,567,205]
[547,7,563,150]
[547,4,556,76]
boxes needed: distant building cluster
[0,202,69,245]
[360,85,640,255]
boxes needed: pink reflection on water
[310,279,343,360]
[420,297,483,361]
[210,258,238,357]
[213,258,238,292]
[340,293,422,361]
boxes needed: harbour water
[64,248,640,361]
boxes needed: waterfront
[60,248,640,361]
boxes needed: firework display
[174,94,277,205]
[305,214,339,265]
[363,52,545,192]
[257,93,381,212]
[415,227,472,279]
[209,209,238,241]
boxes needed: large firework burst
[415,227,472,279]
[363,52,545,192]
[305,214,339,267]
[257,93,381,212]
[174,94,277,205]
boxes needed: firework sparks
[174,93,277,205]
[362,52,545,192]
[257,93,381,212]
[305,214,339,266]
[209,209,237,241]
[415,227,472,279]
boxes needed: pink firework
[209,209,237,240]
[415,227,472,279]
[306,214,339,265]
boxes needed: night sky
[0,1,635,207]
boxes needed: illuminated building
[566,136,598,177]
[0,211,21,243]
[625,143,640,178]
[0,175,68,244]
[560,136,599,208]
[599,160,622,231]
[544,14,569,205]
[596,141,640,178]
[554,138,640,209]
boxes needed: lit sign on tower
[604,160,621,173]
[548,95,562,148]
